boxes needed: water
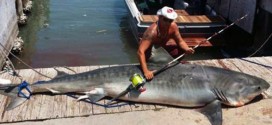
[14,0,227,69]
[15,0,138,69]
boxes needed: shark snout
[260,80,270,91]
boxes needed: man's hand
[144,70,154,80]
[185,47,194,54]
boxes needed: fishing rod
[106,14,248,105]
[153,14,248,75]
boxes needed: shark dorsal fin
[52,67,77,79]
[147,46,174,65]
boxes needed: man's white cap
[157,6,177,20]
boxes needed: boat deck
[0,56,271,124]
[138,10,226,47]
[183,37,212,47]
[140,15,225,25]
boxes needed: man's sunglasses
[162,17,174,23]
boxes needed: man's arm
[137,28,154,80]
[172,24,194,54]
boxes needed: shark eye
[257,86,261,90]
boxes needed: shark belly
[106,81,217,107]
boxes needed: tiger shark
[0,47,269,125]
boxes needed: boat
[124,0,226,49]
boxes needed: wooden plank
[117,102,132,113]
[218,59,241,72]
[140,15,157,23]
[190,59,222,68]
[177,16,188,22]
[154,105,167,111]
[28,95,44,120]
[78,100,92,116]
[0,95,7,121]
[140,15,225,25]
[3,78,30,122]
[244,57,272,76]
[255,57,272,73]
[52,95,67,118]
[0,96,8,122]
[38,95,55,119]
[231,57,272,77]
[142,104,156,111]
[22,96,38,120]
[175,10,189,16]
[130,103,144,111]
[177,16,225,24]
[230,58,269,78]
[61,65,81,117]
[10,100,28,122]
[163,37,213,48]
[183,37,212,47]
[66,94,80,117]
[2,105,14,122]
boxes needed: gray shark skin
[0,48,270,125]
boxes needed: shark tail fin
[0,84,28,111]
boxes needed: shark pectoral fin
[88,94,105,102]
[77,94,105,102]
[77,88,106,102]
[77,95,89,101]
[46,88,61,93]
[200,100,222,125]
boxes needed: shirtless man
[137,6,194,80]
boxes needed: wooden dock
[0,57,272,124]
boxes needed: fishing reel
[129,73,146,92]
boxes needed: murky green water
[15,0,138,69]
[14,0,227,69]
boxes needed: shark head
[222,73,270,106]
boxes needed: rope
[239,58,272,69]
[248,32,272,57]
[231,32,272,69]
[0,47,23,82]
[0,41,53,79]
